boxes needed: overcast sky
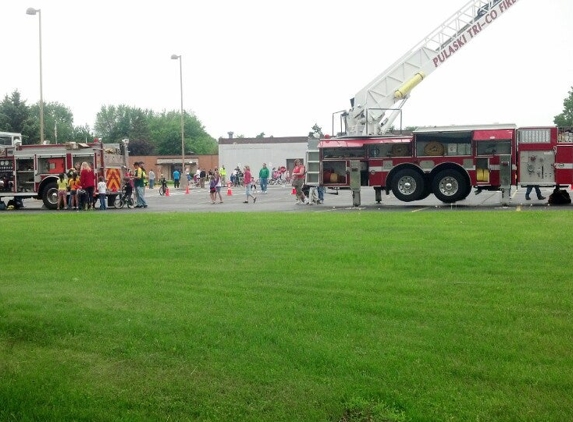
[2,0,572,140]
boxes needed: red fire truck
[315,125,573,206]
[0,132,129,209]
[305,0,573,206]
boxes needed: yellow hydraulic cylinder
[394,72,425,99]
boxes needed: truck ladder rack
[346,0,519,136]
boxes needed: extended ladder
[344,0,520,136]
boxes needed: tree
[71,124,94,143]
[149,110,184,155]
[256,132,265,138]
[2,88,219,152]
[94,105,133,143]
[0,91,33,142]
[127,139,155,156]
[0,90,91,144]
[98,107,218,156]
[37,102,74,143]
[554,86,573,127]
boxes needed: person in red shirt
[292,159,308,204]
[242,165,257,204]
[79,162,96,210]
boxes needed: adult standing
[173,169,180,189]
[231,168,238,186]
[199,168,206,189]
[79,162,96,210]
[525,185,545,201]
[133,162,148,208]
[292,159,308,204]
[317,185,325,204]
[139,161,147,200]
[242,165,257,204]
[195,168,201,186]
[259,163,270,194]
[219,166,227,185]
[148,169,156,189]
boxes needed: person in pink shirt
[291,159,308,204]
[242,165,257,204]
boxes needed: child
[97,176,107,210]
[209,174,218,204]
[215,170,224,203]
[68,172,80,210]
[56,173,68,210]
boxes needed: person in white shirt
[215,170,223,203]
[97,176,108,210]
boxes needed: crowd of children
[53,161,319,210]
[56,162,117,211]
[56,162,95,210]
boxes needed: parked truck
[0,132,129,209]
[305,0,573,206]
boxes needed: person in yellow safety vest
[219,166,227,184]
[133,162,148,208]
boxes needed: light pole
[171,54,185,187]
[26,7,44,144]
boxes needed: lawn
[1,211,572,421]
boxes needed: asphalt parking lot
[9,185,564,213]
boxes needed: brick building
[128,155,218,180]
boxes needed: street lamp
[26,7,44,144]
[171,54,185,187]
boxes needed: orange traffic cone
[165,187,170,196]
[185,185,190,194]
[227,186,233,196]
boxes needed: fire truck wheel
[391,168,425,202]
[432,169,468,203]
[42,181,58,210]
[418,183,432,200]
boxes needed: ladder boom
[344,0,520,136]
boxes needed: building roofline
[218,136,308,145]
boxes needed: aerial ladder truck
[306,0,537,207]
[341,0,514,137]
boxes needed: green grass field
[1,211,572,421]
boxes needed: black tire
[432,169,468,203]
[42,181,58,210]
[463,179,473,199]
[126,197,134,208]
[391,169,425,202]
[114,196,124,209]
[159,186,165,196]
[418,184,432,201]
